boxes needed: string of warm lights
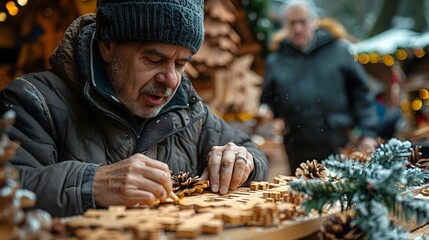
[0,0,28,22]
[354,47,429,113]
[354,47,428,67]
[353,37,429,116]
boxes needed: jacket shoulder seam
[16,77,59,144]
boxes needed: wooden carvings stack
[186,0,264,121]
[0,111,53,239]
[63,175,334,240]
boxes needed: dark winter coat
[261,27,378,161]
[0,14,268,217]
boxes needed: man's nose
[155,63,178,88]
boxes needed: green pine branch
[369,139,411,168]
[391,195,429,223]
[322,155,363,178]
[355,200,410,240]
[289,138,429,240]
[403,168,429,186]
[290,179,359,212]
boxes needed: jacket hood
[49,14,96,93]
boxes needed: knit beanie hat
[95,0,205,54]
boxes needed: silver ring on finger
[235,153,248,162]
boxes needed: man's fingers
[207,144,256,194]
[94,154,176,207]
[229,155,247,190]
[124,189,157,206]
[140,166,172,194]
[200,168,209,181]
[137,154,171,172]
[135,176,169,202]
[239,153,254,186]
[131,155,172,188]
[208,148,223,192]
[219,150,235,194]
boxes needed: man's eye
[142,56,163,64]
[148,58,162,63]
[176,62,187,70]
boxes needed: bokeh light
[0,12,6,22]
[383,55,394,66]
[400,99,410,111]
[5,1,16,10]
[419,89,429,99]
[8,6,18,16]
[411,99,423,111]
[6,1,18,16]
[358,53,369,64]
[414,48,426,58]
[17,0,28,6]
[369,52,381,63]
[396,49,408,61]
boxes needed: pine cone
[295,159,326,180]
[172,171,209,198]
[319,211,362,240]
[407,145,429,170]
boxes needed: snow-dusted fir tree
[290,138,429,240]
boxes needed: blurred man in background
[260,0,378,172]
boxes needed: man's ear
[98,40,115,62]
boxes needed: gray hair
[279,0,319,25]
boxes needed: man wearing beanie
[0,0,268,217]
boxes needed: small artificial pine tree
[289,138,429,240]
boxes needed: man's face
[104,42,192,118]
[284,5,315,50]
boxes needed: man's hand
[93,153,172,207]
[358,136,377,153]
[200,142,254,195]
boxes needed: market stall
[353,28,429,143]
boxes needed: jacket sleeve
[0,74,98,217]
[342,44,378,138]
[198,104,269,184]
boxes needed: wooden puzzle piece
[66,206,166,240]
[175,212,223,238]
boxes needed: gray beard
[107,54,175,118]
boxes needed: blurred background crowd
[0,0,429,179]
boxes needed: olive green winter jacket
[0,14,268,217]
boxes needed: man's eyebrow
[142,48,165,57]
[143,48,192,62]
